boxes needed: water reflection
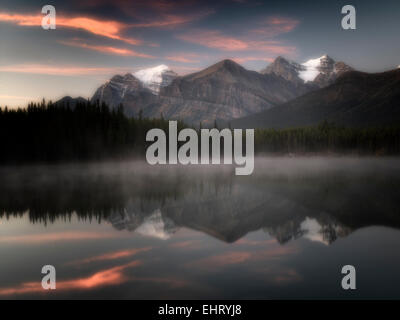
[2,158,399,244]
[1,158,400,298]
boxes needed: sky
[1,0,400,107]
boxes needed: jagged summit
[261,56,304,85]
[262,55,353,88]
[184,59,247,81]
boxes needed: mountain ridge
[232,68,400,129]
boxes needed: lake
[1,157,400,299]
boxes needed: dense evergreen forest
[0,99,399,164]
[254,122,400,155]
[0,100,185,163]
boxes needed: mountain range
[58,55,400,127]
[261,55,353,88]
[232,68,400,128]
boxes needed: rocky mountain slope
[262,55,353,88]
[232,69,400,128]
[63,56,354,125]
[90,73,157,116]
[88,60,312,125]
[148,59,312,125]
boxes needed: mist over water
[1,157,400,299]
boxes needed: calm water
[1,157,400,299]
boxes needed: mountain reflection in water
[1,157,400,299]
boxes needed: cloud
[187,246,299,269]
[251,16,300,37]
[169,240,204,249]
[0,12,142,45]
[59,40,155,58]
[175,15,299,57]
[130,10,214,28]
[177,30,249,51]
[177,30,296,56]
[0,231,122,243]
[0,260,142,296]
[165,53,202,63]
[66,248,152,265]
[0,64,124,76]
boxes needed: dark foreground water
[1,157,400,299]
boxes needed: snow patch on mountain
[300,217,329,245]
[298,55,328,82]
[135,209,178,240]
[134,65,177,94]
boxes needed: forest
[0,99,399,164]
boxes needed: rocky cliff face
[261,56,306,86]
[91,73,157,117]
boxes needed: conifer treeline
[0,100,184,163]
[0,100,399,163]
[254,121,400,155]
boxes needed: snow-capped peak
[134,65,170,83]
[134,65,177,94]
[298,55,331,82]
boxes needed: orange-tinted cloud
[0,260,142,296]
[67,247,152,265]
[59,40,154,58]
[0,231,122,243]
[251,16,300,37]
[177,30,249,51]
[187,246,299,268]
[130,10,214,28]
[0,12,141,45]
[177,30,296,56]
[188,251,252,268]
[165,53,202,63]
[248,41,297,55]
[169,240,204,249]
[0,64,123,76]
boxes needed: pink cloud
[187,246,299,269]
[0,231,122,244]
[169,240,204,249]
[59,40,155,58]
[177,30,249,51]
[67,247,152,265]
[177,30,296,56]
[176,15,299,57]
[251,16,300,37]
[0,64,125,76]
[165,53,202,63]
[130,10,214,28]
